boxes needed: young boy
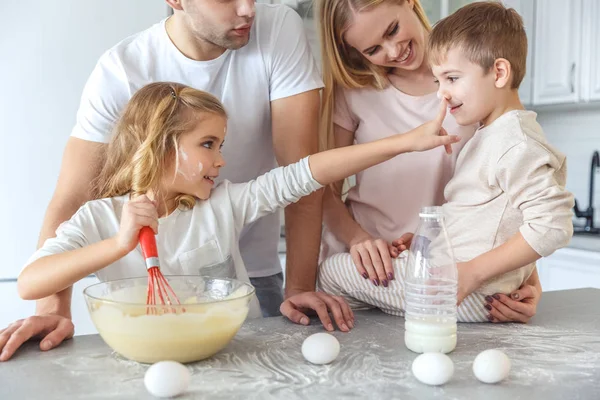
[317,1,574,322]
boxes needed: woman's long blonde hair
[92,82,227,209]
[318,0,431,151]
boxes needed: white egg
[412,352,454,386]
[144,361,190,398]
[473,349,511,384]
[301,333,340,365]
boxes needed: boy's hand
[392,232,414,252]
[456,261,482,305]
[405,99,459,154]
[349,236,399,287]
[115,195,159,253]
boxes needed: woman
[317,0,541,323]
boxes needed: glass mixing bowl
[83,276,255,364]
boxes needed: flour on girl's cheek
[175,149,205,181]
[176,149,192,181]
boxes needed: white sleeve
[70,50,131,143]
[495,141,574,257]
[25,204,100,267]
[266,7,323,101]
[227,157,323,227]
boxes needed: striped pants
[317,253,489,323]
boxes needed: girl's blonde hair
[318,0,431,151]
[93,82,227,209]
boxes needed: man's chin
[223,33,251,50]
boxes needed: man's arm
[273,90,353,333]
[35,138,106,316]
[1,138,106,361]
[271,89,322,296]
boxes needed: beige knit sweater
[442,110,574,295]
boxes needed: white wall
[0,1,169,281]
[534,106,600,228]
[0,1,169,330]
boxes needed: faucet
[574,150,599,234]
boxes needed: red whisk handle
[139,226,160,270]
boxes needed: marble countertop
[3,288,599,399]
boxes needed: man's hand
[0,315,74,362]
[280,291,354,332]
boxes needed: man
[0,0,353,362]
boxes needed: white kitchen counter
[569,234,600,252]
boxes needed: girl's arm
[308,101,456,187]
[18,195,158,300]
[229,101,459,228]
[18,238,127,300]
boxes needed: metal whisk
[139,226,182,314]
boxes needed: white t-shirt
[27,158,323,319]
[71,4,323,278]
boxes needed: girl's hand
[404,99,460,154]
[349,236,399,287]
[115,195,159,253]
[484,284,541,323]
[392,232,414,253]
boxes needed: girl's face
[343,0,428,71]
[163,112,227,200]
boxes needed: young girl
[316,0,542,322]
[17,82,458,320]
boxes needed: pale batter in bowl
[84,276,254,364]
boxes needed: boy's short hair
[428,1,527,89]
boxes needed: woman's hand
[115,195,158,253]
[484,284,541,323]
[349,236,399,287]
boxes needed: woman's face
[343,0,427,71]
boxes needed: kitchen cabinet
[532,0,600,105]
[532,0,583,105]
[537,247,600,291]
[581,0,600,102]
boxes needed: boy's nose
[437,89,451,102]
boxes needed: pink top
[321,84,477,258]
